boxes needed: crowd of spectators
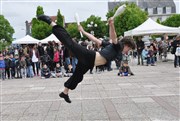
[0,35,179,80]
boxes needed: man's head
[5,54,9,59]
[43,64,47,69]
[122,60,128,67]
[56,63,60,67]
[121,36,136,54]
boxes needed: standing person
[26,54,34,78]
[20,56,26,78]
[53,47,60,69]
[18,47,24,58]
[151,40,158,62]
[136,37,144,65]
[9,54,15,79]
[0,53,5,80]
[46,42,54,71]
[171,35,180,68]
[14,55,21,78]
[63,47,72,73]
[4,54,11,79]
[30,45,40,76]
[37,42,44,57]
[37,42,44,67]
[147,45,155,66]
[38,15,136,103]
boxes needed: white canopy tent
[124,18,180,36]
[12,35,39,44]
[40,34,60,44]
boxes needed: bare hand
[108,17,114,25]
[78,25,84,32]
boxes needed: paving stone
[0,60,179,120]
[132,97,155,103]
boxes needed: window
[148,8,153,15]
[157,7,163,14]
[166,7,171,14]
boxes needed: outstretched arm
[78,25,102,46]
[108,17,117,44]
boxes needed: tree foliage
[31,6,52,40]
[57,9,64,27]
[66,23,80,38]
[106,3,148,36]
[0,15,14,50]
[161,14,180,27]
[83,15,107,38]
[156,18,161,24]
[66,15,107,40]
[36,6,44,17]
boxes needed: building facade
[108,0,176,22]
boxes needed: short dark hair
[121,36,136,50]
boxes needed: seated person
[118,61,134,76]
[41,64,51,78]
[55,63,62,77]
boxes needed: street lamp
[87,21,98,36]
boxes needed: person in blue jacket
[0,53,6,80]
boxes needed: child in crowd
[4,54,11,79]
[0,54,5,80]
[26,54,34,78]
[55,63,62,78]
[20,56,26,78]
[15,55,21,78]
[41,64,51,79]
[142,46,149,63]
[118,61,134,76]
[147,45,155,66]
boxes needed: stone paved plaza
[0,57,179,121]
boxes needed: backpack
[175,47,180,56]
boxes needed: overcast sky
[1,0,180,39]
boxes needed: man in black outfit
[136,37,144,65]
[38,15,136,103]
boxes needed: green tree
[156,18,161,24]
[83,15,107,38]
[57,9,64,27]
[36,6,44,17]
[106,3,148,36]
[0,15,14,50]
[161,14,180,27]
[31,6,52,40]
[66,23,80,38]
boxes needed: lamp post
[87,21,98,36]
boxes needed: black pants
[53,25,96,90]
[174,55,180,67]
[5,68,10,79]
